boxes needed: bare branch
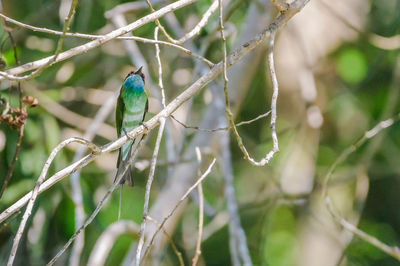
[171,107,271,132]
[177,0,219,44]
[135,118,166,265]
[0,12,214,68]
[0,0,200,81]
[220,0,282,167]
[27,85,115,140]
[219,127,252,265]
[7,137,100,266]
[146,216,185,266]
[88,220,140,266]
[104,0,164,18]
[192,147,204,266]
[0,0,78,81]
[0,6,24,200]
[69,92,118,266]
[317,0,400,51]
[325,198,400,261]
[47,137,146,265]
[0,0,309,225]
[141,158,217,263]
[143,0,180,44]
[323,115,400,262]
[155,28,166,108]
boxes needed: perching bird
[115,67,148,186]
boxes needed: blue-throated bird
[115,67,148,186]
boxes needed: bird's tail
[114,134,145,219]
[116,157,134,186]
[115,141,134,187]
[115,142,133,221]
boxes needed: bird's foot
[140,122,150,135]
[122,128,135,141]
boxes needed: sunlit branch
[323,115,400,262]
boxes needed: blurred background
[0,0,400,265]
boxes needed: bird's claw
[140,122,149,135]
[123,128,135,141]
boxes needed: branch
[135,118,166,265]
[146,216,185,266]
[7,137,100,266]
[218,2,252,263]
[219,127,252,265]
[192,147,204,266]
[27,85,115,140]
[154,27,166,108]
[0,0,78,81]
[171,107,271,132]
[69,91,118,266]
[326,198,400,261]
[0,5,24,200]
[47,137,146,265]
[0,11,214,68]
[323,115,400,262]
[177,0,219,44]
[87,220,140,266]
[0,0,309,225]
[223,27,279,166]
[142,0,284,255]
[0,0,200,81]
[141,158,217,264]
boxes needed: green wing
[143,99,148,122]
[116,91,125,138]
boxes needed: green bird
[115,67,148,186]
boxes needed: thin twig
[0,0,309,224]
[326,198,400,261]
[135,118,166,265]
[0,0,201,81]
[323,115,400,262]
[146,216,185,266]
[270,0,289,12]
[7,137,100,266]
[0,9,24,200]
[87,220,140,265]
[141,0,290,256]
[27,85,115,140]
[317,0,400,51]
[171,110,271,132]
[219,119,252,265]
[69,91,118,266]
[155,27,166,108]
[144,0,180,44]
[104,0,164,18]
[47,137,146,265]
[0,0,78,81]
[219,0,283,167]
[192,147,204,266]
[141,158,217,263]
[0,12,214,68]
[177,0,219,44]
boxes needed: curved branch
[7,137,100,266]
[0,0,309,225]
[87,220,140,266]
[0,0,199,81]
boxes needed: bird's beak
[135,66,143,75]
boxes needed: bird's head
[126,66,145,84]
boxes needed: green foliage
[0,0,400,265]
[336,48,368,84]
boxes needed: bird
[115,67,148,186]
